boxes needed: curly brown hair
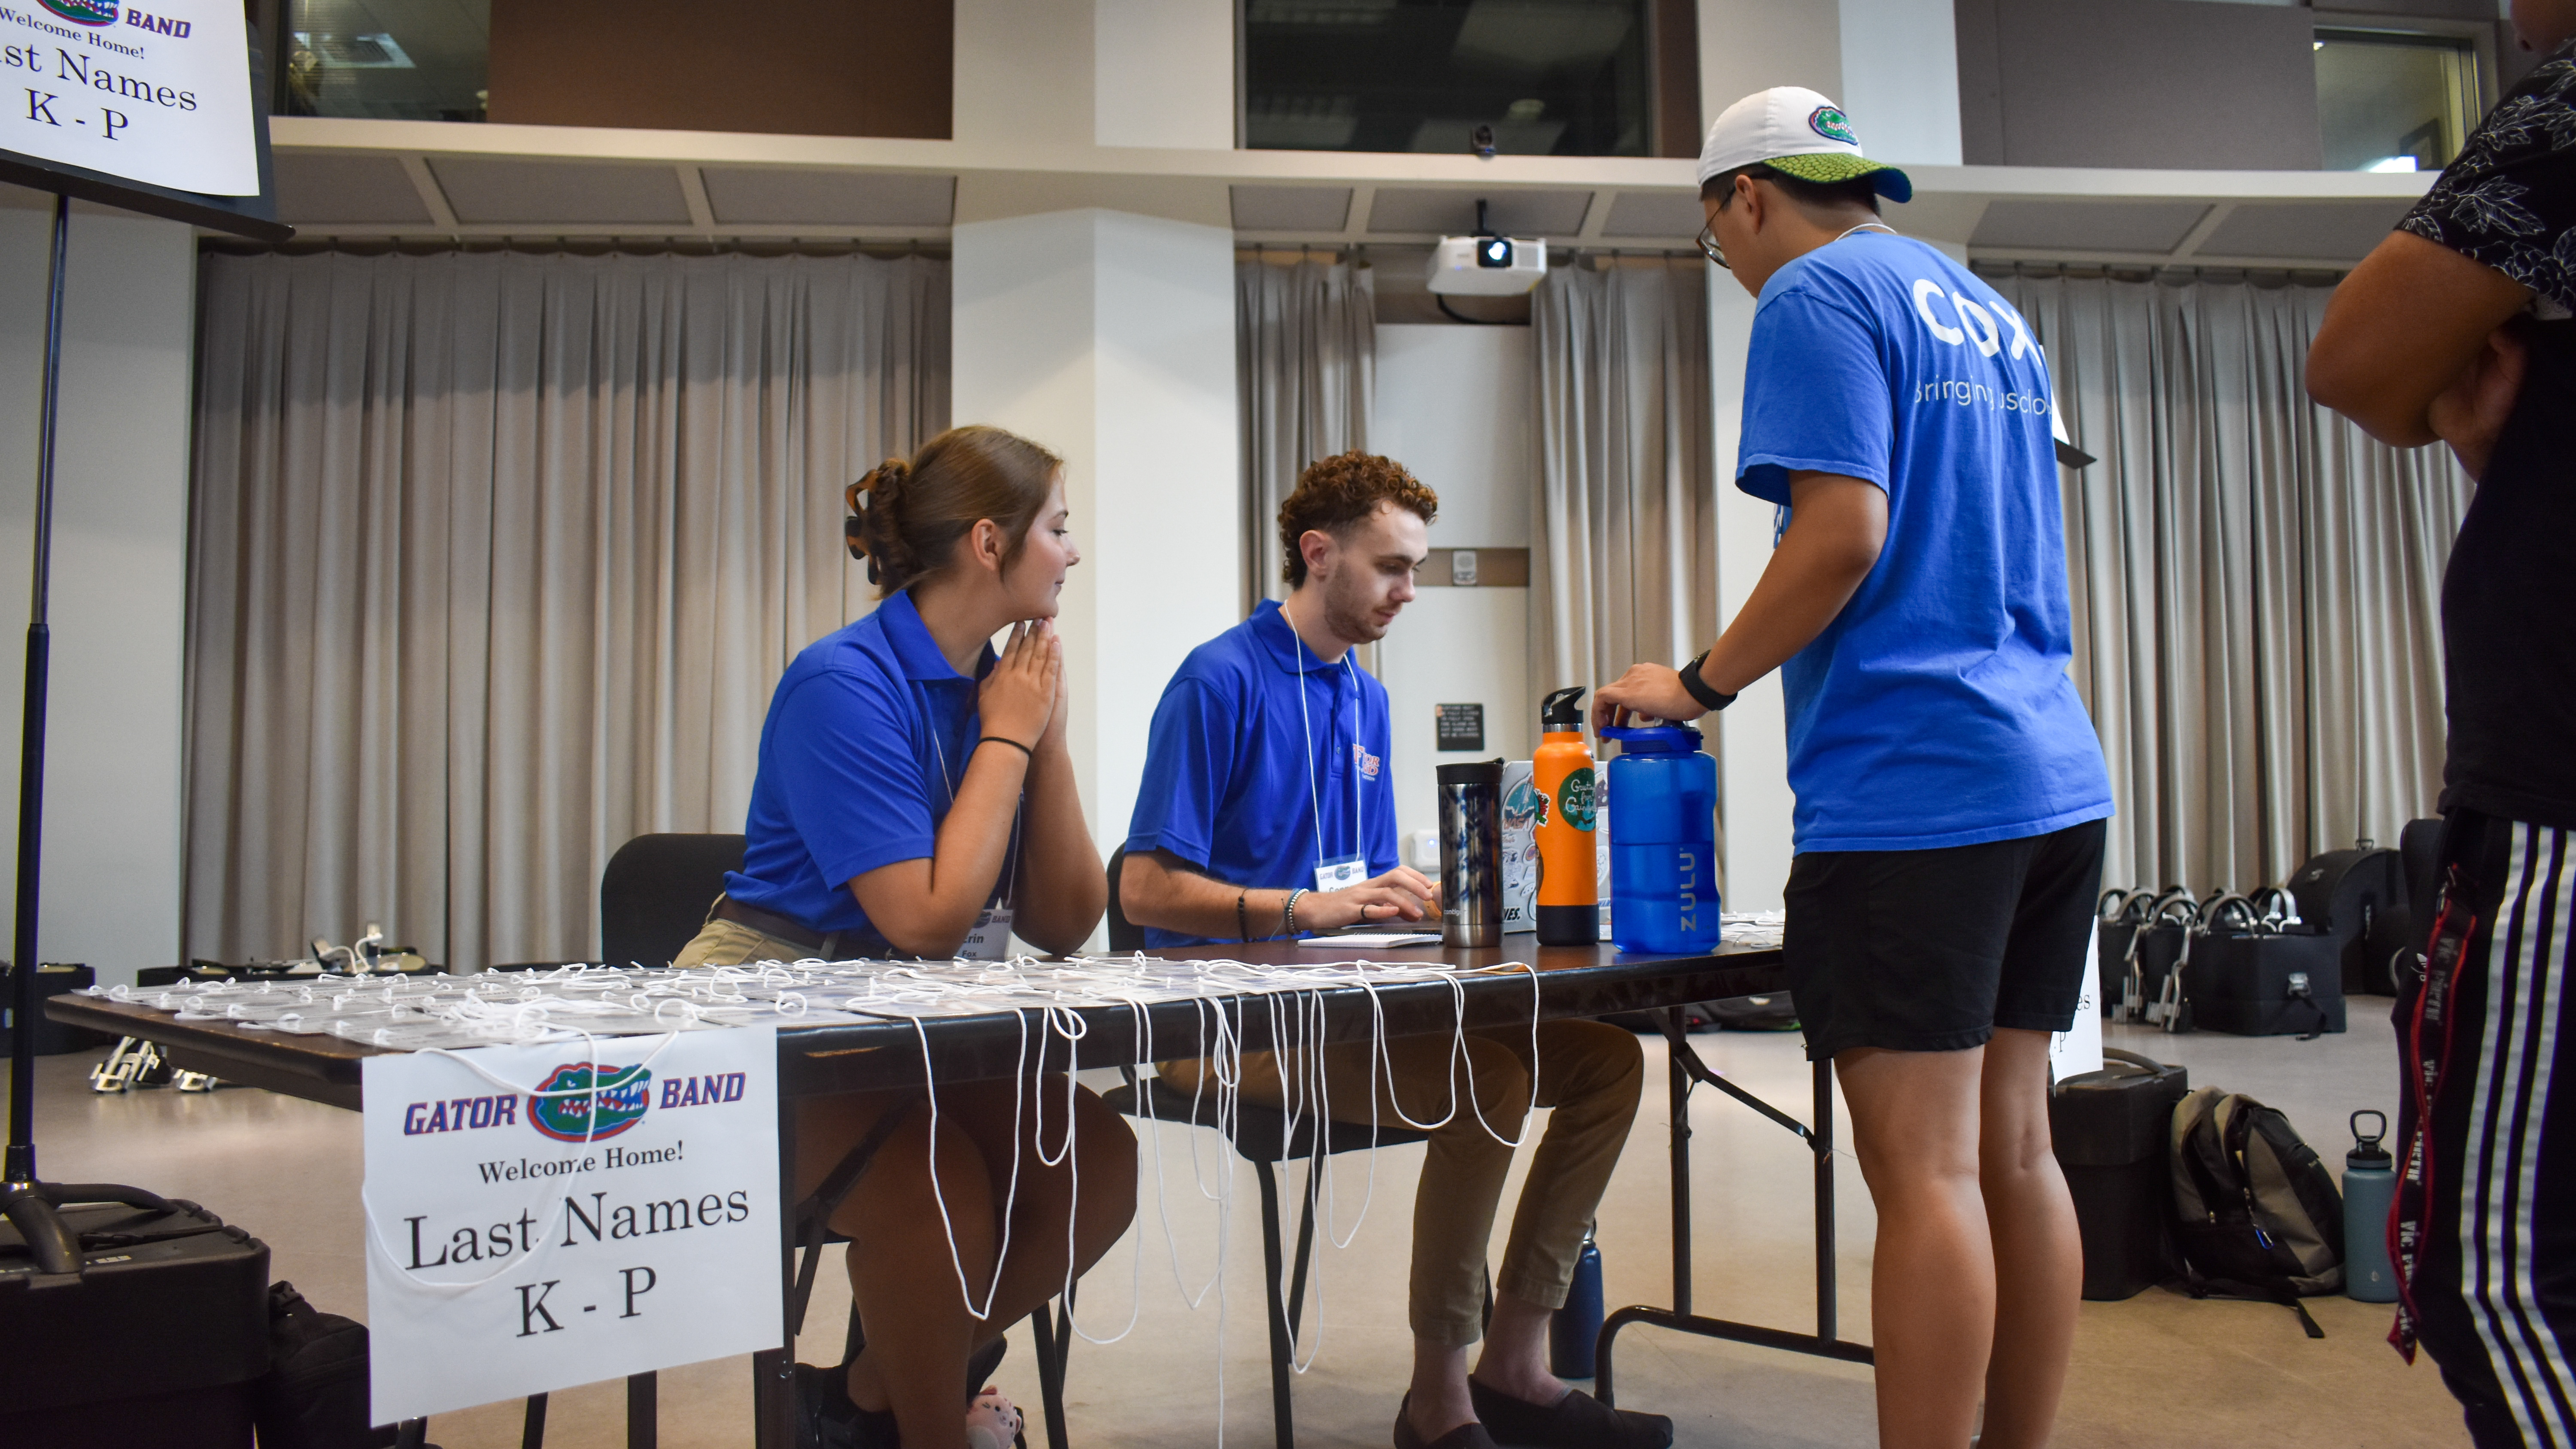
[1276,451,1439,587]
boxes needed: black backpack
[254,1281,399,1449]
[2168,1088,2345,1336]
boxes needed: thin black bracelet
[978,735,1035,760]
[1236,890,1252,944]
[1679,651,1740,713]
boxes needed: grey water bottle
[1437,759,1504,948]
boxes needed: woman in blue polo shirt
[673,425,1135,1449]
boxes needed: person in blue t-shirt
[671,425,1137,1449]
[1594,89,2114,1449]
[1123,453,1667,1449]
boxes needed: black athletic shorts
[1782,817,2107,1061]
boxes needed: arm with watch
[1593,470,1888,730]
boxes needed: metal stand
[1594,1008,1874,1406]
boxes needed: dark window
[1243,0,1656,158]
[282,0,490,122]
[2315,27,2483,174]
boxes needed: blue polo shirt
[1737,231,2112,852]
[723,590,1011,944]
[1126,600,1399,948]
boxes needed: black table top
[46,935,1784,1112]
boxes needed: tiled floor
[5,1002,2473,1447]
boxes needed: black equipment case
[0,962,105,1055]
[0,1191,272,1446]
[2288,844,2408,996]
[2187,931,2347,1036]
[2051,1048,2190,1299]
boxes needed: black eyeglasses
[1696,223,1729,271]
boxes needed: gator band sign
[0,0,260,195]
[361,1028,781,1423]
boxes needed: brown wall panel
[489,0,951,140]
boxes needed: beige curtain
[1237,255,1374,610]
[1984,264,2467,895]
[1529,255,1716,719]
[186,248,949,969]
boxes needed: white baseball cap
[1696,87,1913,204]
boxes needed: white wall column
[1707,270,1793,914]
[951,209,1241,939]
[0,197,194,986]
[1838,0,1962,165]
[1696,0,1841,128]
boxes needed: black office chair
[1104,846,1145,953]
[598,832,749,966]
[1096,845,1439,1449]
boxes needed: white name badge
[1315,856,1366,893]
[960,905,1015,961]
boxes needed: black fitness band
[1679,651,1738,713]
[978,735,1035,759]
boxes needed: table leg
[1595,1019,1873,1409]
[1812,1058,1838,1348]
[755,1087,801,1449]
[1666,1005,1692,1318]
[626,1371,657,1449]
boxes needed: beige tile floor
[5,1003,2474,1448]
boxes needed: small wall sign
[1435,703,1485,752]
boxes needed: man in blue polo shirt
[1123,453,1664,1449]
[1594,89,2113,1449]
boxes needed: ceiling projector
[1428,232,1547,295]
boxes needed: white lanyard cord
[926,681,1022,908]
[1276,602,1363,872]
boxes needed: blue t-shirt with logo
[723,590,1013,947]
[1125,600,1399,948]
[1737,232,2112,852]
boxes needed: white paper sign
[0,0,261,195]
[361,1029,783,1423]
[2050,922,2106,1082]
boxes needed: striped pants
[2395,810,2576,1447]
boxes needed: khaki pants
[671,914,804,969]
[1162,1019,1643,1346]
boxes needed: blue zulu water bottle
[1597,723,1719,954]
[2345,1109,2397,1302]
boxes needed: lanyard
[1274,603,1363,870]
[922,681,1021,908]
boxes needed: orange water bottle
[1534,686,1599,946]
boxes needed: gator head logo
[1809,105,1858,146]
[41,0,118,24]
[527,1062,653,1142]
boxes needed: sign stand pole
[0,192,186,1277]
[3,190,73,1227]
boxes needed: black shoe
[795,1361,899,1449]
[1466,1379,1673,1449]
[1394,1391,1503,1449]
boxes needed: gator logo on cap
[527,1061,654,1142]
[41,0,118,24]
[1809,105,1857,146]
